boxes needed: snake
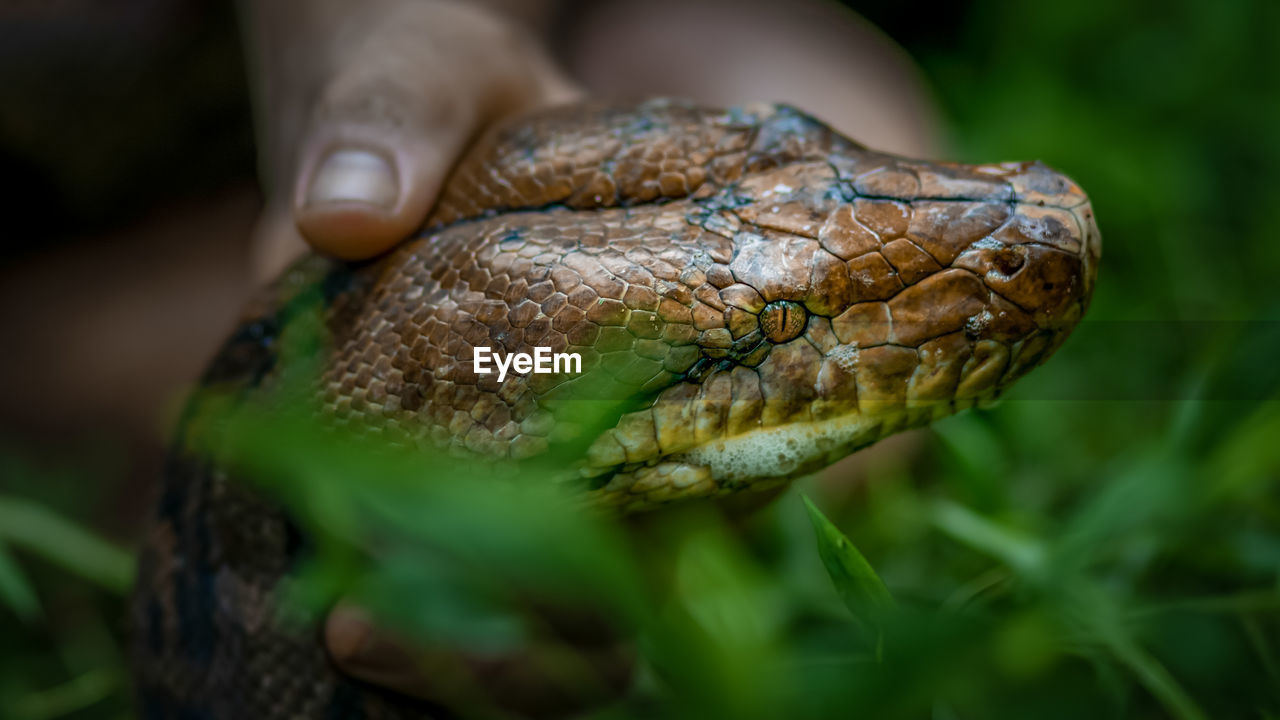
[129,99,1099,718]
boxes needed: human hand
[324,601,633,717]
[242,0,579,279]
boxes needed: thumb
[292,3,580,261]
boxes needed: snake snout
[950,164,1099,335]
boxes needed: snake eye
[760,300,807,342]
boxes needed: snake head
[575,112,1100,508]
[305,101,1098,510]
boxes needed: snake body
[130,100,1099,717]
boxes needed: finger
[324,605,460,697]
[324,603,633,716]
[293,2,581,261]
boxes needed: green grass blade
[929,499,1047,581]
[0,496,134,595]
[1100,623,1208,720]
[11,668,121,720]
[0,540,42,621]
[802,495,893,627]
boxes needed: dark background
[1,1,1277,718]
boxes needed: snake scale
[129,100,1099,718]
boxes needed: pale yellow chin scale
[586,392,995,512]
[679,412,885,482]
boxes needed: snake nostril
[993,247,1026,276]
[760,301,807,342]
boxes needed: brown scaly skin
[131,99,1099,717]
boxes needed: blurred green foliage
[0,463,133,720]
[3,0,1279,717]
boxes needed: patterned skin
[131,100,1099,717]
